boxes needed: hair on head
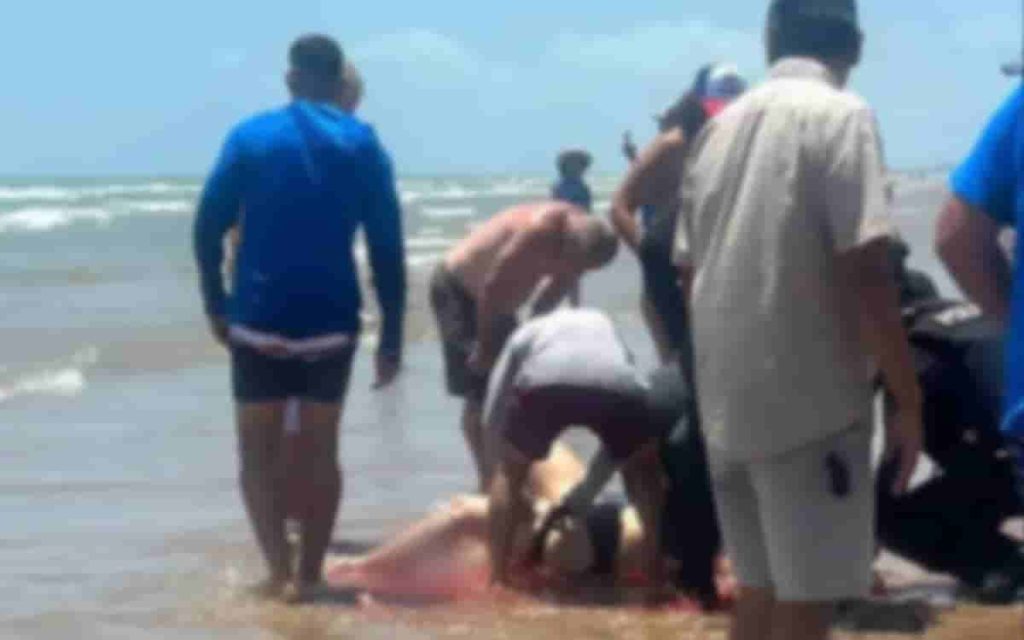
[289,33,344,80]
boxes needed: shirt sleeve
[192,128,246,318]
[950,87,1024,226]
[824,106,895,254]
[357,128,407,356]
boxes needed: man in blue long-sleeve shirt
[193,34,406,602]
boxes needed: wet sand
[185,592,1023,640]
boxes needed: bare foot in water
[281,579,330,605]
[246,576,290,601]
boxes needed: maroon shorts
[504,384,666,462]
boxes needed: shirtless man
[430,201,619,488]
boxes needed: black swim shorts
[429,264,518,400]
[230,343,357,403]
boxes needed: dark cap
[768,0,859,28]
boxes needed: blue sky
[0,1,1021,176]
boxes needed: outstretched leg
[329,496,492,598]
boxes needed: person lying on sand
[325,440,736,605]
[430,202,618,489]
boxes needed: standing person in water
[612,63,746,363]
[551,149,594,306]
[673,1,921,639]
[193,34,406,603]
[430,202,619,489]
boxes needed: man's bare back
[444,201,583,303]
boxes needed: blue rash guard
[950,86,1024,438]
[193,100,406,354]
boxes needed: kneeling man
[483,308,668,592]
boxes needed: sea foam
[0,207,113,233]
[0,368,86,404]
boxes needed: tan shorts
[709,422,874,602]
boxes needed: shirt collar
[768,57,840,88]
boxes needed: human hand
[467,343,493,375]
[207,316,229,347]
[525,504,572,567]
[885,401,923,496]
[373,351,401,390]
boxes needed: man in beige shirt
[673,2,922,639]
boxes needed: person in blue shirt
[552,149,593,213]
[936,85,1024,489]
[192,34,406,603]
[551,149,593,306]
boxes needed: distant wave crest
[0,200,195,234]
[0,368,86,404]
[0,348,96,404]
[420,205,476,220]
[0,182,198,203]
[0,207,113,233]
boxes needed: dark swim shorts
[504,384,668,462]
[429,264,518,400]
[230,343,357,403]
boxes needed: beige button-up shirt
[673,57,894,462]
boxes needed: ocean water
[0,171,957,639]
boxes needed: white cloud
[547,20,761,79]
[352,29,482,76]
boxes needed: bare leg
[329,496,492,597]
[462,398,487,491]
[236,402,291,593]
[295,401,344,590]
[621,442,667,592]
[487,450,532,585]
[771,602,834,640]
[731,586,775,640]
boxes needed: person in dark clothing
[877,297,1024,604]
[551,148,594,306]
[611,64,746,363]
